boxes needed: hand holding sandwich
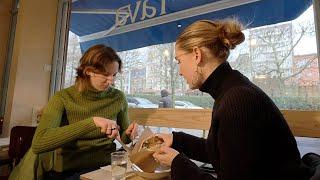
[153,146,179,167]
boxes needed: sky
[293,6,318,55]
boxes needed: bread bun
[141,136,164,151]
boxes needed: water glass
[111,151,128,180]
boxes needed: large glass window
[228,6,319,110]
[65,5,318,111]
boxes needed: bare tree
[147,43,173,90]
[247,21,316,95]
[65,32,81,88]
[117,49,142,93]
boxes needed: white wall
[2,0,59,137]
[0,0,13,117]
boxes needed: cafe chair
[0,126,36,179]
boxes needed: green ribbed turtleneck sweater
[9,86,131,180]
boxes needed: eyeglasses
[174,52,190,64]
[91,72,118,81]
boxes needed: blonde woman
[153,19,313,180]
[10,45,137,180]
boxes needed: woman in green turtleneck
[9,44,137,180]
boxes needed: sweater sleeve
[172,132,210,163]
[217,87,260,180]
[117,91,131,144]
[31,92,97,154]
[171,153,217,180]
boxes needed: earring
[191,66,201,87]
[192,65,204,88]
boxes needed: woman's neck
[201,58,224,83]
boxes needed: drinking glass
[111,151,128,180]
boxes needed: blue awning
[70,0,312,52]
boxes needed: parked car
[127,97,158,108]
[174,100,203,109]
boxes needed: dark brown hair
[176,18,245,60]
[75,44,122,91]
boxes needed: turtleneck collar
[199,61,233,99]
[80,86,114,100]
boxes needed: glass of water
[111,151,128,180]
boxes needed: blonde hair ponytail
[176,18,245,60]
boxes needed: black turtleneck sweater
[171,62,312,180]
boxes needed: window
[65,3,319,111]
[228,6,319,110]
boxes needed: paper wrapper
[129,127,162,173]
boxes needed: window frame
[54,0,320,137]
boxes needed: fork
[115,134,132,154]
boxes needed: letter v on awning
[70,0,312,52]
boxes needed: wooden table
[80,168,144,180]
[80,159,207,180]
[0,137,9,159]
[80,165,170,180]
[0,137,9,149]
[0,137,10,176]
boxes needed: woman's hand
[125,122,138,140]
[93,117,118,138]
[155,133,173,147]
[153,146,179,167]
